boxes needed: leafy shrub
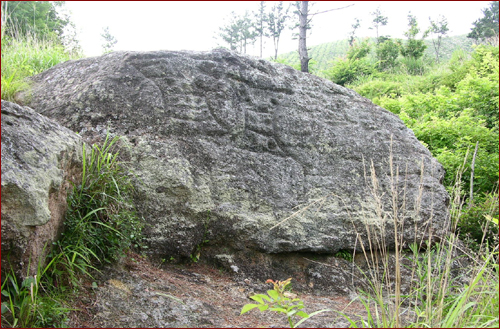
[458,193,499,251]
[375,38,400,71]
[347,39,371,60]
[376,45,499,198]
[398,56,428,75]
[326,57,376,86]
[241,278,330,328]
[353,79,402,100]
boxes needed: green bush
[326,57,376,86]
[347,39,372,61]
[375,39,400,71]
[353,79,402,100]
[398,56,428,75]
[458,193,499,252]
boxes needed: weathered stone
[22,49,450,280]
[1,100,83,278]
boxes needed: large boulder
[22,49,450,285]
[1,100,83,278]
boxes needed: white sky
[61,1,491,58]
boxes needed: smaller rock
[1,100,83,279]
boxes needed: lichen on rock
[1,100,83,278]
[22,49,450,289]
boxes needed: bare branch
[309,3,355,17]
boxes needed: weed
[45,133,144,288]
[335,249,354,262]
[1,252,71,328]
[1,30,82,101]
[241,278,330,328]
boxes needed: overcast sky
[61,1,491,58]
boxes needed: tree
[347,18,360,47]
[400,13,428,59]
[369,6,388,43]
[296,1,310,73]
[293,1,354,73]
[218,11,257,54]
[1,1,68,39]
[101,26,117,54]
[253,1,268,58]
[218,12,242,52]
[467,1,499,46]
[237,11,258,54]
[376,38,400,71]
[427,15,449,63]
[267,1,290,60]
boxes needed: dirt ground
[68,251,370,328]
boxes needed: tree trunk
[298,1,310,73]
[259,34,263,58]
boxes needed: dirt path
[68,251,369,328]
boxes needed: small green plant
[1,270,38,328]
[241,278,330,328]
[1,254,71,328]
[334,249,354,262]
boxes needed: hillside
[275,34,475,73]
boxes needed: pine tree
[101,26,117,54]
[467,1,499,46]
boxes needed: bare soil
[68,251,369,328]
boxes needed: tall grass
[1,28,82,101]
[45,133,144,289]
[1,247,72,328]
[337,143,499,328]
[2,135,144,327]
[271,139,498,328]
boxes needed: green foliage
[376,38,400,71]
[375,45,499,199]
[427,15,450,63]
[326,57,376,86]
[458,193,499,251]
[46,134,145,287]
[267,1,290,59]
[218,10,258,54]
[241,278,330,328]
[101,26,117,54]
[1,270,40,328]
[334,249,354,262]
[278,35,473,77]
[353,79,403,100]
[1,257,70,328]
[335,235,499,328]
[1,1,68,40]
[400,14,428,61]
[369,7,388,41]
[400,39,427,60]
[467,1,499,44]
[1,29,82,101]
[347,39,371,61]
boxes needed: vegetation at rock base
[1,1,498,327]
[1,134,144,328]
